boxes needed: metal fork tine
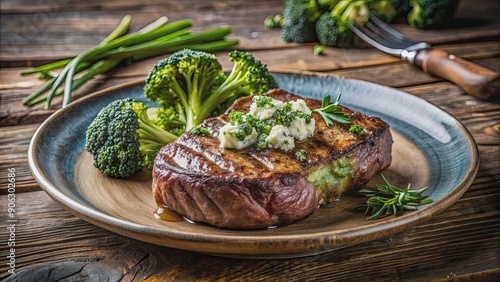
[359,22,401,49]
[369,16,407,41]
[367,17,417,46]
[350,16,430,57]
[365,17,416,48]
[350,22,402,55]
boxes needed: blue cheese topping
[265,125,295,151]
[248,96,284,120]
[219,123,258,149]
[218,95,315,151]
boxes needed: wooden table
[1,0,499,281]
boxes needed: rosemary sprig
[356,174,433,219]
[312,93,351,126]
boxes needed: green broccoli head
[316,0,374,48]
[198,50,278,119]
[85,98,177,178]
[144,49,277,132]
[407,0,459,29]
[368,0,397,23]
[281,0,321,43]
[151,106,186,136]
[143,49,224,129]
[316,12,355,48]
[228,50,278,95]
[93,144,143,178]
[316,0,397,48]
[144,62,178,109]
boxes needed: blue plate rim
[27,72,479,258]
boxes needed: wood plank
[1,0,499,66]
[1,0,498,280]
[0,0,281,14]
[0,177,498,281]
[1,43,498,127]
[0,124,40,193]
[0,3,285,65]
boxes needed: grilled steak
[152,89,393,229]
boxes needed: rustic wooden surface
[1,0,499,281]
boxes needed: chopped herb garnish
[256,134,269,149]
[296,149,308,161]
[356,175,433,220]
[190,126,210,136]
[297,111,312,124]
[227,122,254,141]
[254,95,275,108]
[312,93,351,126]
[228,110,245,125]
[349,124,364,135]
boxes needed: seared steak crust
[152,89,393,229]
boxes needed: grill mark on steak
[174,121,275,176]
[152,88,393,229]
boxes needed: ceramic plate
[28,73,478,258]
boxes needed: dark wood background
[1,0,499,281]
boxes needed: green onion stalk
[21,15,239,109]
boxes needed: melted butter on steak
[152,89,393,229]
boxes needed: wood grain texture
[1,47,498,127]
[1,0,499,66]
[1,0,499,280]
[0,183,498,281]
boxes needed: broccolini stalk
[21,15,239,109]
[143,49,277,132]
[21,16,132,106]
[197,50,278,120]
[316,0,374,48]
[101,26,233,60]
[23,59,121,106]
[21,16,133,78]
[21,58,73,77]
[50,19,194,108]
[144,49,224,130]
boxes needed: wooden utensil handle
[415,49,499,100]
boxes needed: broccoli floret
[316,13,353,48]
[407,0,459,29]
[316,0,397,47]
[144,49,224,130]
[281,0,322,43]
[316,0,370,48]
[368,0,396,23]
[397,0,412,14]
[194,50,278,120]
[144,49,276,131]
[85,98,177,178]
[151,106,186,136]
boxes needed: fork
[349,16,499,101]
